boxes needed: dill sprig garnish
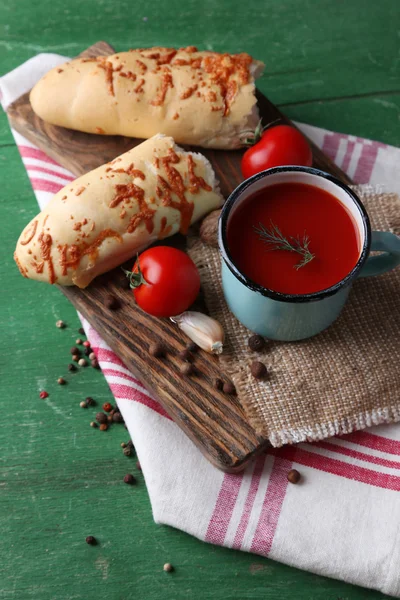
[254,221,315,270]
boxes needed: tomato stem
[121,255,148,289]
[240,118,282,146]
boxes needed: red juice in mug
[227,182,361,295]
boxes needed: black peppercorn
[91,359,100,369]
[78,327,85,335]
[250,361,268,380]
[248,335,266,352]
[85,535,97,545]
[96,412,108,424]
[68,363,77,372]
[86,397,96,406]
[149,342,166,358]
[105,295,120,310]
[187,342,198,353]
[178,348,192,362]
[123,474,136,485]
[123,447,132,457]
[180,362,193,376]
[213,378,223,391]
[223,381,236,395]
[70,346,80,355]
[113,412,124,423]
[287,469,301,484]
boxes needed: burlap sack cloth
[188,185,400,447]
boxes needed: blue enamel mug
[218,166,400,341]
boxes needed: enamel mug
[218,166,400,341]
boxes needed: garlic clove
[170,311,224,354]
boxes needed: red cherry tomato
[241,124,313,180]
[127,246,200,317]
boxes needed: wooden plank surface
[6,42,351,473]
[1,0,398,598]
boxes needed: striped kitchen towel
[2,54,400,598]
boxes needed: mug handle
[359,231,400,278]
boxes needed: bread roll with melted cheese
[14,135,223,288]
[30,47,264,149]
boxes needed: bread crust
[30,47,264,149]
[14,135,223,287]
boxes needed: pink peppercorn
[39,391,49,399]
[83,341,91,348]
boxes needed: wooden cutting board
[7,42,351,472]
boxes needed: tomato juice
[226,182,361,295]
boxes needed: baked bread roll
[30,47,264,149]
[14,135,223,288]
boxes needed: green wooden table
[1,1,399,598]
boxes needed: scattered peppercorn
[84,347,92,356]
[136,461,142,471]
[70,346,80,355]
[56,320,66,328]
[123,474,136,485]
[163,563,174,573]
[78,358,87,367]
[99,423,108,431]
[91,359,100,369]
[85,535,97,545]
[68,363,77,372]
[223,381,236,395]
[213,378,223,391]
[105,295,120,310]
[149,342,166,358]
[187,341,198,353]
[178,348,192,361]
[72,354,80,362]
[83,341,91,348]
[78,327,85,335]
[86,397,96,406]
[113,412,124,423]
[123,447,132,457]
[248,334,266,353]
[57,377,66,385]
[103,402,113,413]
[180,362,193,376]
[287,469,301,484]
[127,440,134,448]
[90,421,98,428]
[250,361,268,380]
[96,412,108,424]
[80,401,88,409]
[121,442,127,448]
[89,352,96,360]
[75,338,83,345]
[39,391,49,399]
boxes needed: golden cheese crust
[30,47,264,149]
[14,135,223,287]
